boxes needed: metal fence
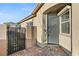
[7,27,26,55]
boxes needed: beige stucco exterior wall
[72,3,79,56]
[59,35,71,51]
[0,24,7,56]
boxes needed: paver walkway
[9,45,69,56]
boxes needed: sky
[0,3,37,24]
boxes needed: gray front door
[47,13,59,44]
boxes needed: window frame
[57,5,71,36]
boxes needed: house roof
[18,14,36,24]
[18,3,44,24]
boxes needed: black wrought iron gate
[7,27,26,55]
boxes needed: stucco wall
[0,24,7,40]
[72,3,79,56]
[0,24,7,56]
[59,35,71,51]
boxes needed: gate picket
[7,27,26,55]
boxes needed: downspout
[71,3,72,56]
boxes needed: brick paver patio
[9,45,69,56]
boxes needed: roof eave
[18,3,44,24]
[32,3,44,15]
[17,14,36,24]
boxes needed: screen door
[47,13,59,44]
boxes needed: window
[61,21,70,34]
[57,5,71,35]
[61,11,70,34]
[27,21,33,26]
[61,11,69,22]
